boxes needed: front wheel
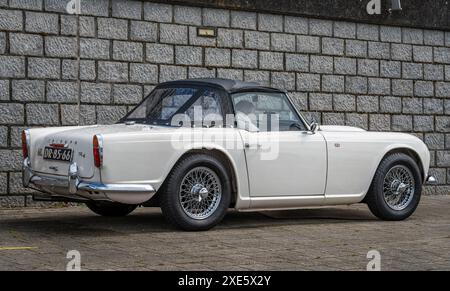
[160,153,231,231]
[86,201,137,217]
[366,153,422,221]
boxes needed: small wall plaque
[197,27,216,37]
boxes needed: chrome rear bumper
[425,175,437,185]
[22,158,156,204]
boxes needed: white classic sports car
[22,78,436,230]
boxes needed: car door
[232,91,327,197]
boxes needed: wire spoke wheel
[179,166,222,220]
[382,165,415,211]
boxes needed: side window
[159,88,195,119]
[185,90,223,127]
[126,87,197,122]
[231,92,304,132]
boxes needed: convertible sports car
[22,78,435,230]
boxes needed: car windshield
[123,87,200,126]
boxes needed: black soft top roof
[157,78,285,94]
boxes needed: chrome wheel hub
[191,184,209,202]
[179,167,222,220]
[383,165,415,211]
[390,180,408,196]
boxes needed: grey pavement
[0,196,449,271]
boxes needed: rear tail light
[21,130,30,159]
[93,135,103,168]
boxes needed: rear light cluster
[21,130,30,159]
[93,135,103,168]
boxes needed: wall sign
[197,27,216,37]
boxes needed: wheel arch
[362,146,425,203]
[379,147,425,182]
[151,147,240,208]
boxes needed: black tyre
[366,153,422,221]
[160,153,231,231]
[86,201,137,217]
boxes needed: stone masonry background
[0,0,450,206]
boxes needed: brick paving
[0,196,449,271]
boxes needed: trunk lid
[31,124,156,178]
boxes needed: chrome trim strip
[78,182,155,193]
[285,92,311,131]
[425,175,437,185]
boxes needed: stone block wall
[0,0,449,205]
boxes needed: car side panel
[202,128,250,208]
[322,131,430,201]
[100,128,251,208]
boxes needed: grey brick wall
[0,0,449,206]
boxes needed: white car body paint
[23,122,430,210]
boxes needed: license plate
[43,147,73,162]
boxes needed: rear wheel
[366,153,422,221]
[86,201,137,217]
[160,153,231,231]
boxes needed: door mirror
[310,122,319,134]
[289,122,304,131]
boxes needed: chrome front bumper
[425,175,437,185]
[22,158,156,204]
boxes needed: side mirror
[289,122,304,131]
[310,122,319,134]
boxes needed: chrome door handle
[244,143,262,149]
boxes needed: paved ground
[0,196,449,271]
